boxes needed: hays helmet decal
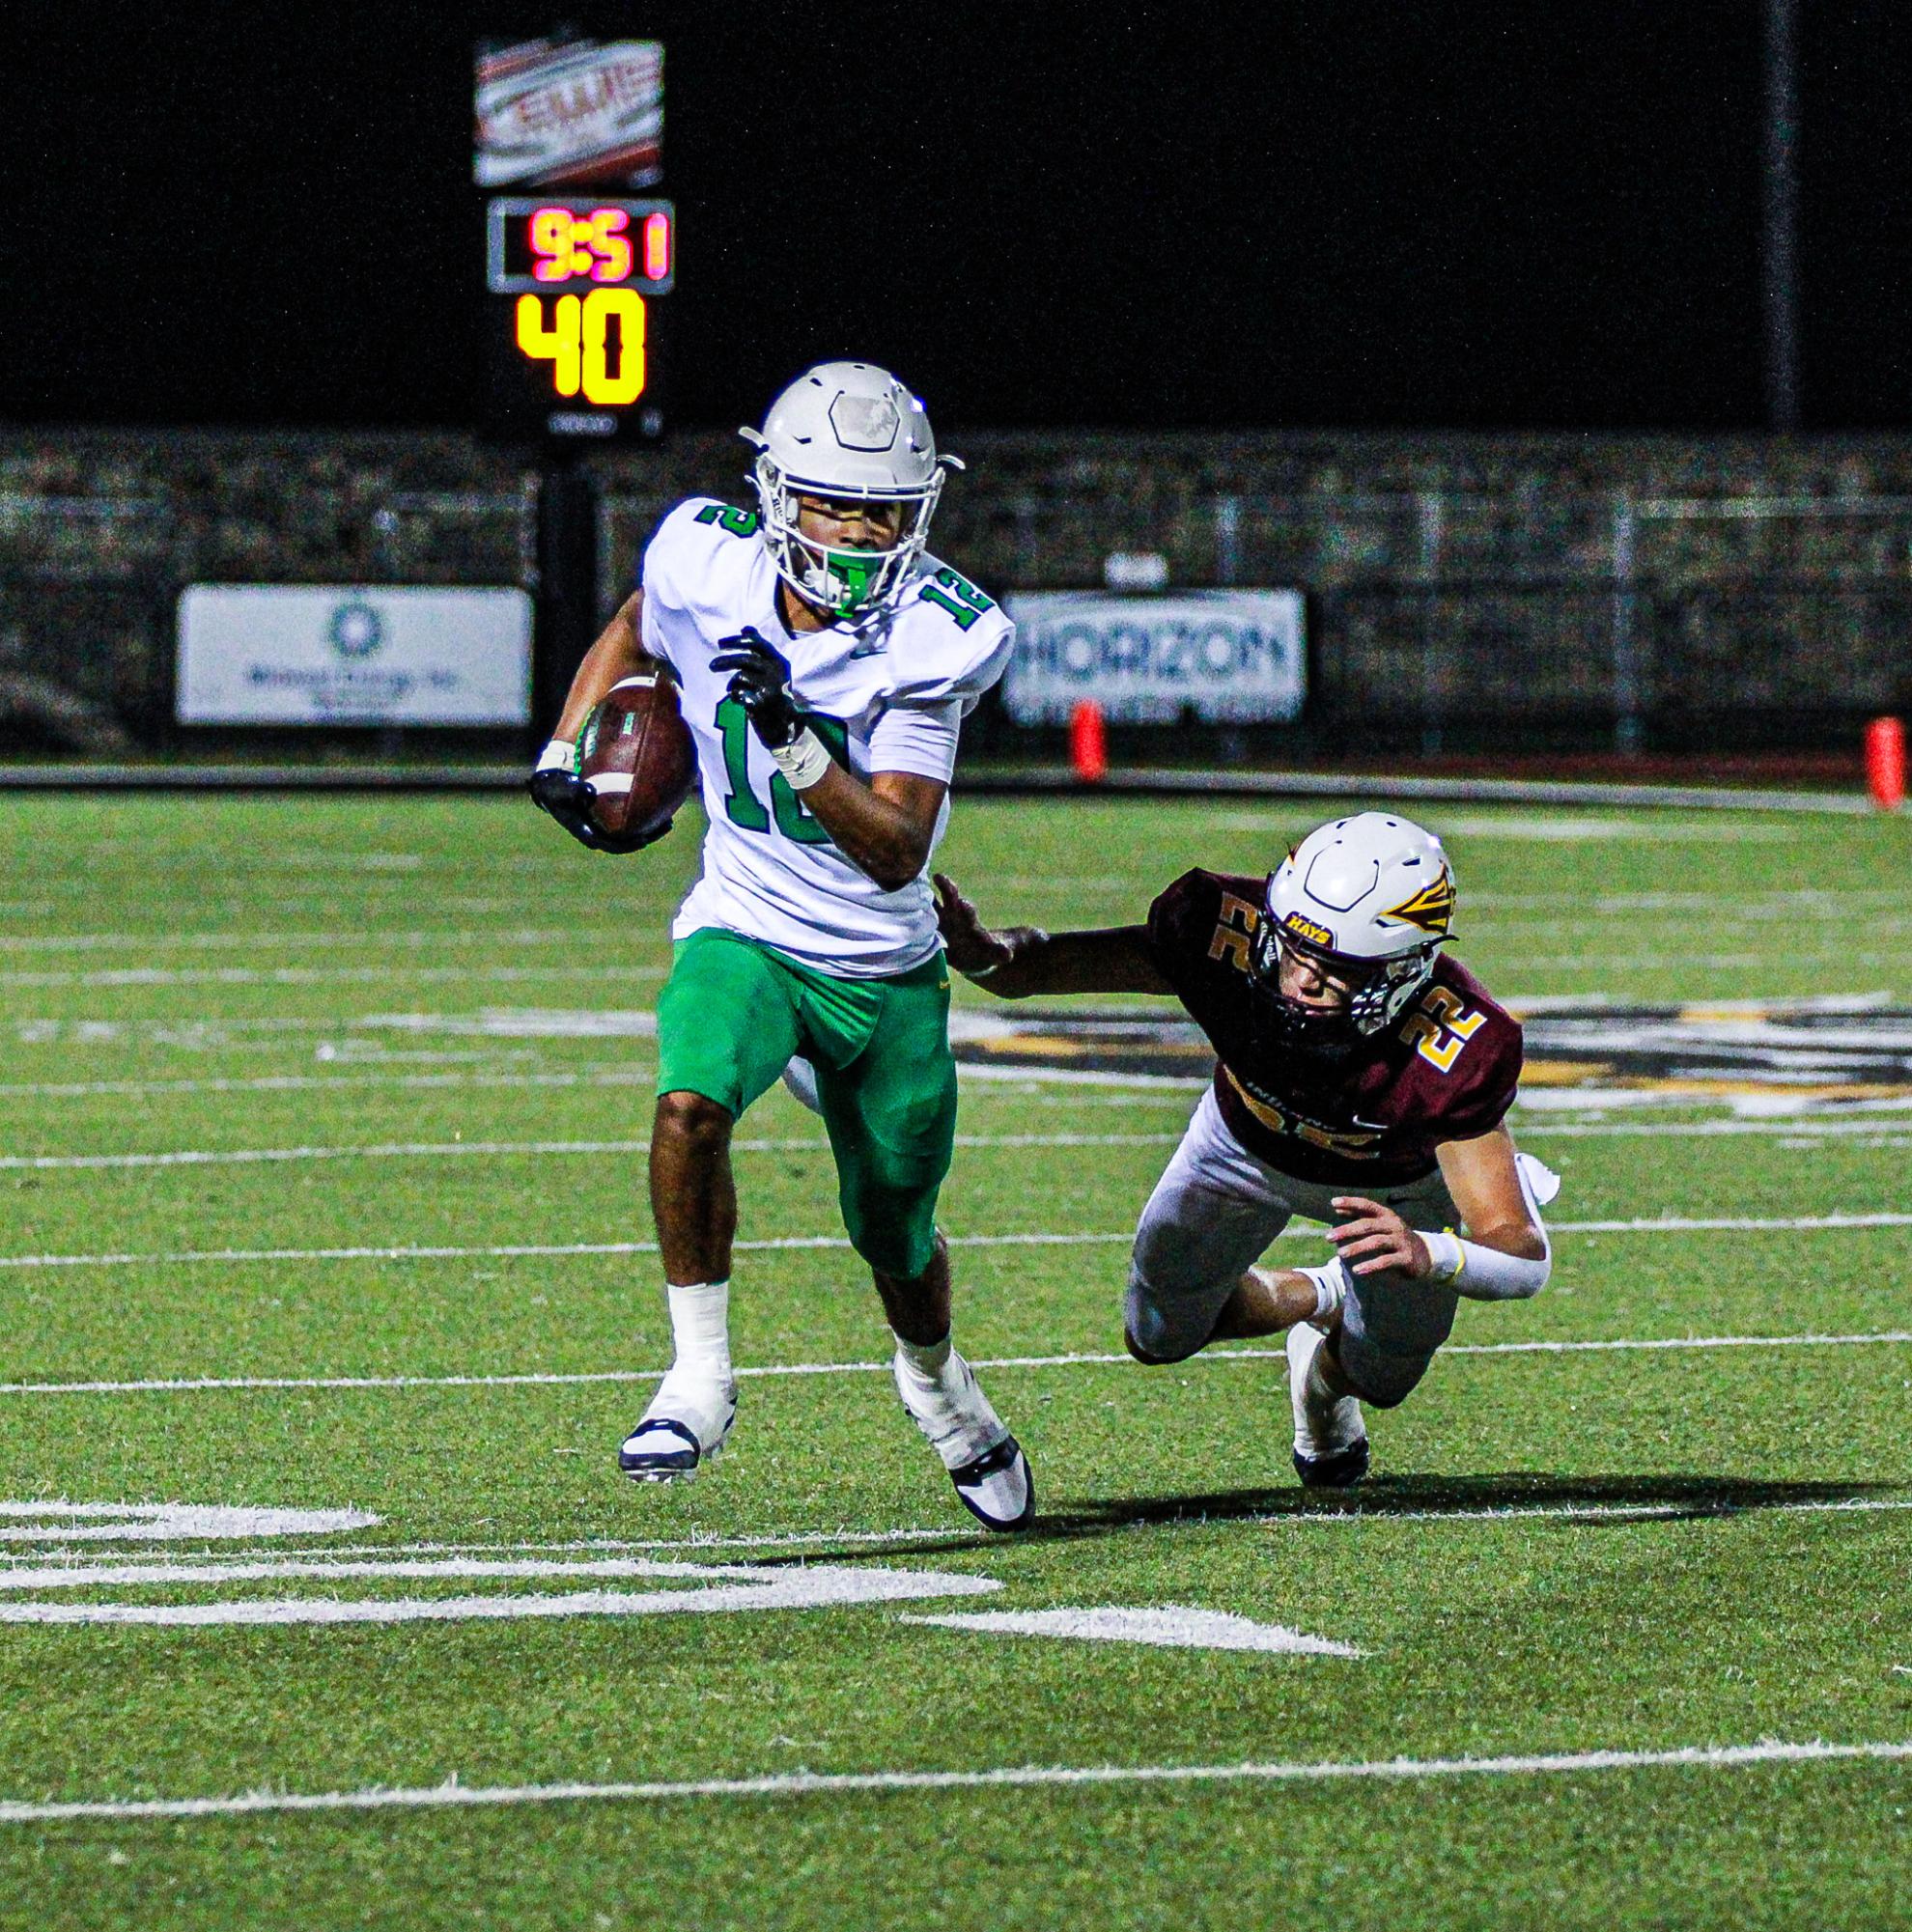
[1249,813,1458,1044]
[739,361,961,620]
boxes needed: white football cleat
[893,1347,1034,1531]
[1286,1322,1369,1489]
[618,1367,738,1483]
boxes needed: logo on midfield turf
[947,1002,1912,1111]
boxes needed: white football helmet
[1251,813,1457,1040]
[740,361,959,619]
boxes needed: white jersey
[640,497,1014,977]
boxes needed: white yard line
[0,1213,1900,1278]
[0,965,660,990]
[0,1072,661,1102]
[4,1330,1909,1398]
[0,930,609,954]
[0,1133,1177,1173]
[1515,1116,1912,1138]
[15,1490,1911,1572]
[2,1739,1906,1824]
[0,1566,1003,1630]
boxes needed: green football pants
[654,927,959,1280]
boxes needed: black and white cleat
[1286,1322,1368,1491]
[946,1434,1035,1532]
[1292,1438,1371,1490]
[618,1392,737,1484]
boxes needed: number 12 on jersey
[715,699,850,845]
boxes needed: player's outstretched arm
[1326,1128,1549,1299]
[933,873,1172,997]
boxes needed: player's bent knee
[1121,1277,1204,1365]
[1337,1337,1432,1409]
[840,1172,942,1282]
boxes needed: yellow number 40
[514,291,647,406]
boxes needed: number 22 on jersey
[1402,986,1486,1072]
[714,698,850,845]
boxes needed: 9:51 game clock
[484,197,674,442]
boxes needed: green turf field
[0,790,1906,1929]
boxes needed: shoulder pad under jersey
[643,498,762,601]
[882,557,1016,708]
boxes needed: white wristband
[1298,1261,1346,1323]
[1423,1229,1551,1302]
[537,739,576,773]
[1422,1230,1466,1281]
[770,727,833,791]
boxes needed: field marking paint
[0,1554,966,1593]
[0,1132,1176,1174]
[2,1738,1906,1824]
[0,1562,1001,1629]
[0,1071,661,1103]
[19,1492,1912,1580]
[0,966,661,991]
[1244,1496,1912,1528]
[6,1330,1910,1400]
[0,1212,1901,1277]
[0,1503,378,1544]
[901,1605,1364,1656]
[0,930,606,955]
[1515,1115,1912,1138]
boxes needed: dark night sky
[3,3,1909,433]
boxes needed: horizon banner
[1000,590,1307,725]
[474,37,663,188]
[176,586,531,726]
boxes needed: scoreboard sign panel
[485,197,673,442]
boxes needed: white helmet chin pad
[1258,813,1458,1035]
[740,361,957,619]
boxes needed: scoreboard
[484,197,673,441]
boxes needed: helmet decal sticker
[829,392,900,451]
[1383,869,1456,935]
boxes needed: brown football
[576,669,697,841]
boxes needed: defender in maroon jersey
[936,811,1556,1488]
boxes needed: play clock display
[484,197,674,440]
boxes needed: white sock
[891,1329,1004,1470]
[892,1330,953,1387]
[1299,1261,1346,1325]
[663,1279,733,1386]
[1304,1351,1364,1453]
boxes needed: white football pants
[1126,1087,1469,1405]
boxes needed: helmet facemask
[751,452,944,621]
[1248,913,1442,1053]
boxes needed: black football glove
[710,627,803,748]
[527,767,667,855]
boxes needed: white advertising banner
[475,38,663,188]
[1001,591,1307,725]
[177,586,532,726]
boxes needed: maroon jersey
[1145,868,1523,1188]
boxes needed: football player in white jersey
[529,362,1033,1529]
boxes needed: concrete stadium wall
[3,426,1908,755]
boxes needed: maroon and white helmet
[1251,813,1457,1037]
